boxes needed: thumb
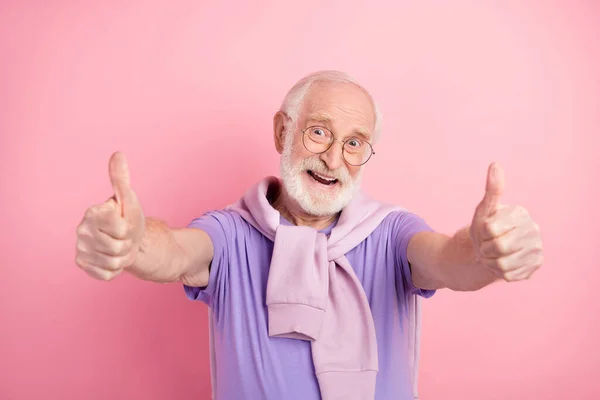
[476,162,505,218]
[109,151,134,217]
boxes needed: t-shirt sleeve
[391,210,437,299]
[182,210,233,307]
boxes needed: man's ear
[273,111,288,154]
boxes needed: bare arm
[407,163,543,292]
[127,217,212,287]
[408,228,498,291]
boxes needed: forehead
[300,82,375,135]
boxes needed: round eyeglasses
[301,126,375,166]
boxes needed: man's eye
[347,139,362,148]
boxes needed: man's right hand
[76,152,146,281]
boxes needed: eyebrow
[307,112,333,124]
[306,113,373,142]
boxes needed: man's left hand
[469,163,544,282]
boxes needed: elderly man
[75,71,543,400]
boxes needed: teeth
[313,172,336,181]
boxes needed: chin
[278,144,362,217]
[281,169,359,217]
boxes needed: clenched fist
[76,152,146,281]
[469,163,543,282]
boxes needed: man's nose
[319,140,344,170]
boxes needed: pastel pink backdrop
[1,1,598,399]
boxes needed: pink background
[1,1,598,399]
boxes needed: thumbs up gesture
[76,152,146,281]
[469,163,543,282]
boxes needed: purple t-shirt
[184,209,435,400]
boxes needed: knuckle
[96,269,114,281]
[84,207,98,219]
[103,268,123,281]
[76,241,87,254]
[75,255,85,268]
[76,223,85,236]
[502,270,518,282]
[76,223,92,238]
[496,257,510,272]
[482,220,495,236]
[492,237,506,254]
[105,257,122,271]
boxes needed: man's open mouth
[307,170,338,186]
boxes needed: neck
[270,182,339,231]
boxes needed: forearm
[128,217,211,286]
[127,218,186,282]
[434,227,499,291]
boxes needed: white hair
[278,70,383,143]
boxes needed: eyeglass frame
[300,126,376,166]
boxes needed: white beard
[279,133,362,217]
